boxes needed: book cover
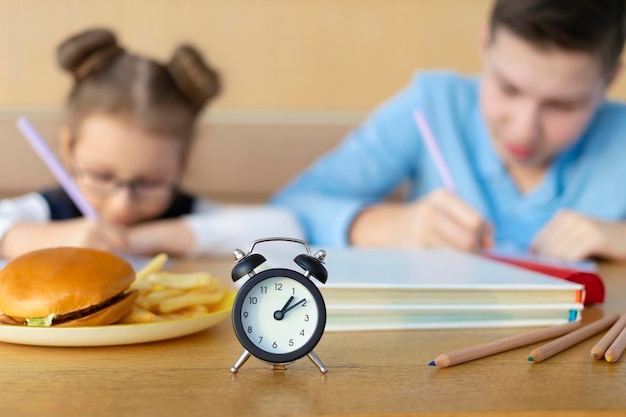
[484,252,604,305]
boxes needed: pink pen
[413,110,493,249]
[413,110,457,193]
[16,116,98,219]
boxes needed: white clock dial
[240,276,320,354]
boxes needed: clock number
[289,339,294,347]
[302,299,307,307]
[274,283,283,291]
[304,314,309,322]
[259,286,268,294]
[247,325,253,333]
[300,329,305,336]
[272,341,278,349]
[243,311,249,319]
[258,336,263,343]
[248,296,258,304]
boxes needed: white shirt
[0,192,304,257]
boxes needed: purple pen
[16,116,98,219]
[413,110,457,193]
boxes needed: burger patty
[0,290,136,326]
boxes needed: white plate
[0,291,235,347]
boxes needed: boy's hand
[350,189,493,252]
[531,210,626,261]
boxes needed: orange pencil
[605,317,626,363]
[528,314,619,363]
[429,320,581,368]
[590,312,626,359]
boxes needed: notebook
[318,248,585,331]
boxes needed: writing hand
[350,189,493,252]
[127,218,196,256]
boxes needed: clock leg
[307,351,328,374]
[230,350,251,373]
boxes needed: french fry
[119,306,158,324]
[146,271,215,289]
[122,253,228,324]
[158,288,226,314]
[144,288,186,308]
[135,295,151,311]
[187,305,210,314]
[129,279,153,292]
[186,283,222,295]
[135,253,169,282]
[159,305,210,320]
[159,312,192,321]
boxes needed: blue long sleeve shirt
[272,71,626,252]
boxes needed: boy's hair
[57,28,221,145]
[490,0,626,72]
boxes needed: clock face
[232,268,326,364]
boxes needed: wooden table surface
[0,257,625,417]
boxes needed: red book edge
[484,254,605,305]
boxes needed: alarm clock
[229,237,328,374]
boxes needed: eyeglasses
[73,167,177,202]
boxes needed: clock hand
[274,296,295,320]
[278,296,295,313]
[282,298,306,315]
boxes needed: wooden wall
[1,0,497,109]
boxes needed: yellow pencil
[605,317,626,363]
[590,312,626,359]
[429,320,581,368]
[528,314,619,363]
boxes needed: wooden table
[1,257,625,417]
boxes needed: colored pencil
[605,316,626,363]
[16,116,98,219]
[429,320,581,368]
[528,314,619,363]
[413,110,457,193]
[590,312,626,359]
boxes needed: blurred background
[1,0,625,202]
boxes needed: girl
[0,28,303,259]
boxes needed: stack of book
[318,248,591,332]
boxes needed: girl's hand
[531,210,626,261]
[350,189,493,252]
[0,218,129,259]
[61,218,130,252]
[127,219,196,257]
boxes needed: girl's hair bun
[168,45,221,110]
[57,28,123,79]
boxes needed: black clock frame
[232,268,327,364]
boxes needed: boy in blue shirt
[273,0,626,261]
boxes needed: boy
[273,0,626,261]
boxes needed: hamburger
[0,247,138,327]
